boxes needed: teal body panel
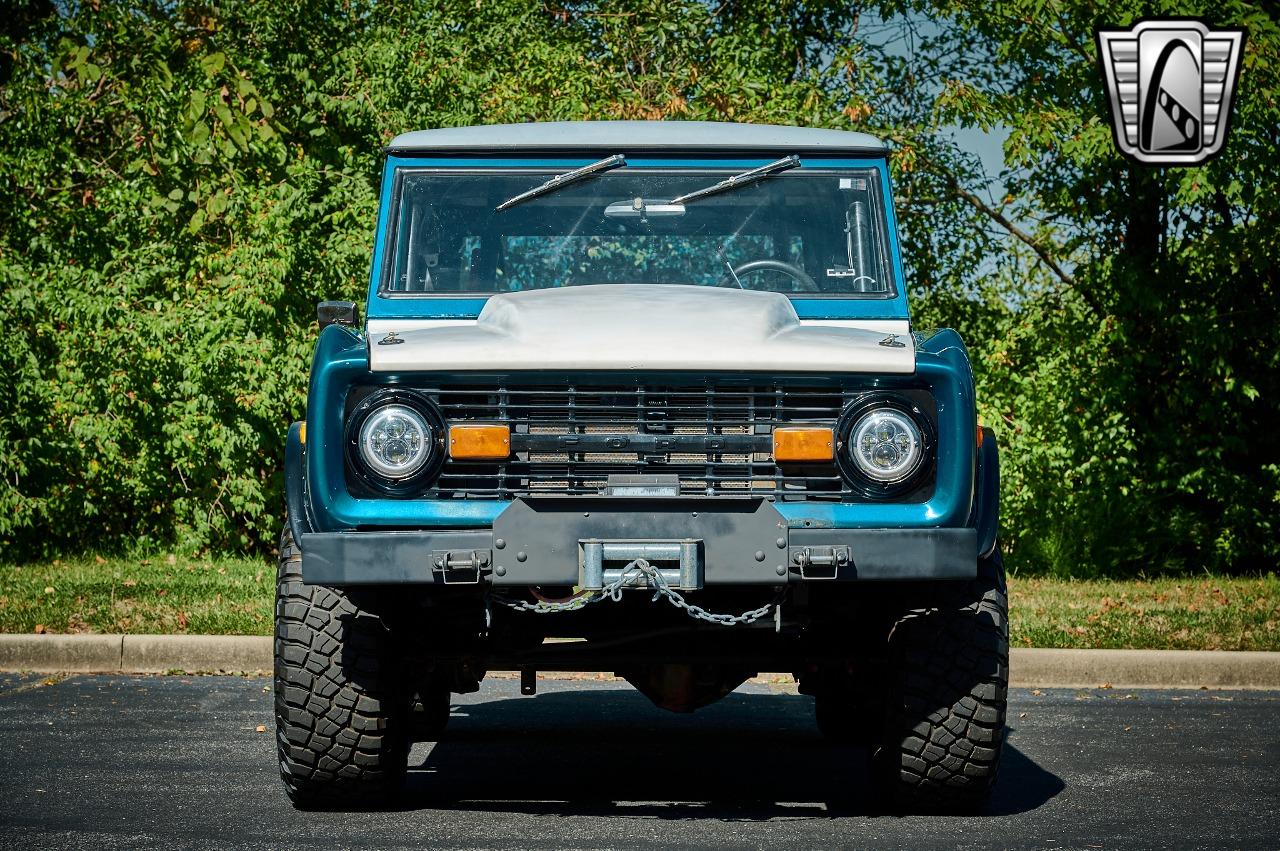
[365,155,911,321]
[301,326,977,533]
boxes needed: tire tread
[876,551,1009,812]
[273,525,409,808]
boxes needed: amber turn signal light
[772,426,834,462]
[448,423,511,460]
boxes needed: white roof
[386,121,888,154]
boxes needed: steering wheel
[719,258,820,292]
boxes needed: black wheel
[872,549,1009,812]
[273,522,412,809]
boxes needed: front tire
[872,549,1009,812]
[273,523,412,809]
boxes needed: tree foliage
[0,1,1276,575]
[881,1,1280,574]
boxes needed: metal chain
[487,558,776,627]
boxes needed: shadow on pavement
[400,688,1063,819]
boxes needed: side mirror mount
[317,301,359,330]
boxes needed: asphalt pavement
[0,673,1276,850]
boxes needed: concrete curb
[120,635,272,674]
[0,634,125,673]
[1,635,1279,688]
[1009,648,1280,689]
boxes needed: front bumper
[299,496,977,586]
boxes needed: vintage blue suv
[275,121,1006,811]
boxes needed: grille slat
[423,382,851,501]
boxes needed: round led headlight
[358,404,432,479]
[345,390,445,495]
[835,395,935,496]
[848,408,924,483]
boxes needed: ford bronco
[275,121,1007,811]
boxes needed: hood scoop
[368,285,914,374]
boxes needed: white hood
[367,285,914,374]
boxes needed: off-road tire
[873,549,1009,812]
[274,523,411,808]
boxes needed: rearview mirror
[604,198,686,218]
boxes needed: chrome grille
[424,383,852,500]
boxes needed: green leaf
[200,52,226,76]
[65,45,89,70]
[213,104,234,128]
[189,122,211,146]
[154,60,173,89]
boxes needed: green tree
[877,1,1279,574]
[0,0,877,557]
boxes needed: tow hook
[789,546,850,580]
[431,549,491,584]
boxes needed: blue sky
[863,11,1012,202]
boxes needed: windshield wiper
[495,154,626,212]
[668,155,800,205]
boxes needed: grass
[0,557,1277,650]
[0,555,271,636]
[1009,574,1280,651]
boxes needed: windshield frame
[367,155,910,322]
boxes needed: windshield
[381,166,896,298]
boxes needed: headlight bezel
[835,393,936,498]
[344,388,446,496]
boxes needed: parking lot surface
[0,673,1276,849]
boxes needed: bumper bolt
[754,550,765,562]
[495,538,506,549]
[775,565,786,576]
[495,565,507,576]
[516,551,527,562]
[776,537,786,548]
